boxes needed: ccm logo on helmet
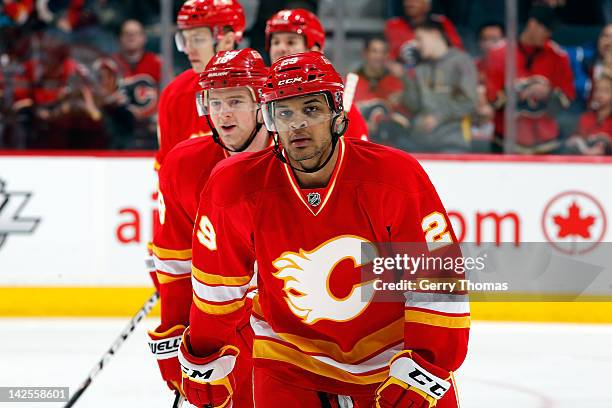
[278,77,303,85]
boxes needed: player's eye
[209,100,222,110]
[229,99,243,107]
[276,109,293,120]
[304,106,320,116]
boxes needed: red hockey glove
[178,328,239,408]
[375,351,451,408]
[148,324,185,394]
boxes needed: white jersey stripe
[192,276,250,303]
[404,292,470,314]
[153,256,191,276]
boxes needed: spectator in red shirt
[384,0,463,65]
[564,75,612,155]
[481,5,575,154]
[351,35,407,145]
[113,19,161,124]
[475,22,505,71]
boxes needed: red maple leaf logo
[553,201,596,239]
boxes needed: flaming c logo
[272,235,376,325]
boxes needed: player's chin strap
[206,115,264,153]
[272,112,348,174]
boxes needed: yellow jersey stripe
[405,310,471,329]
[253,339,389,385]
[273,318,403,364]
[192,266,251,287]
[150,244,192,260]
[192,294,245,315]
[157,272,190,284]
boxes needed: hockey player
[180,52,469,407]
[155,0,246,169]
[147,0,245,292]
[265,8,370,141]
[147,48,269,405]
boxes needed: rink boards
[1,151,611,320]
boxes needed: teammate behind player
[155,0,246,168]
[265,8,369,141]
[180,52,469,407]
[147,0,245,295]
[147,49,269,404]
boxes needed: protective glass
[195,87,259,117]
[262,93,334,132]
[174,31,213,52]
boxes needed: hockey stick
[64,291,160,407]
[343,72,359,113]
[172,391,184,408]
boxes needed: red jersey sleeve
[389,160,470,373]
[189,168,255,356]
[152,160,193,330]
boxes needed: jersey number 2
[422,212,452,248]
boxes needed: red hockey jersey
[155,69,212,169]
[352,69,406,132]
[189,138,469,396]
[113,52,161,119]
[384,15,463,61]
[152,136,226,328]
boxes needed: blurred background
[0,0,610,155]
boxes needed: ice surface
[1,319,611,407]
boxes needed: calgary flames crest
[272,235,377,325]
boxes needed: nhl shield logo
[307,192,321,207]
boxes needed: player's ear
[310,45,321,52]
[256,108,264,124]
[331,111,348,136]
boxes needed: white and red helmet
[196,48,268,116]
[265,8,326,52]
[177,0,246,42]
[260,51,343,112]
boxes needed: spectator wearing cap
[384,0,463,66]
[481,5,575,154]
[399,20,477,153]
[564,74,612,156]
[351,35,408,146]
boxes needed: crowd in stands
[1,0,610,155]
